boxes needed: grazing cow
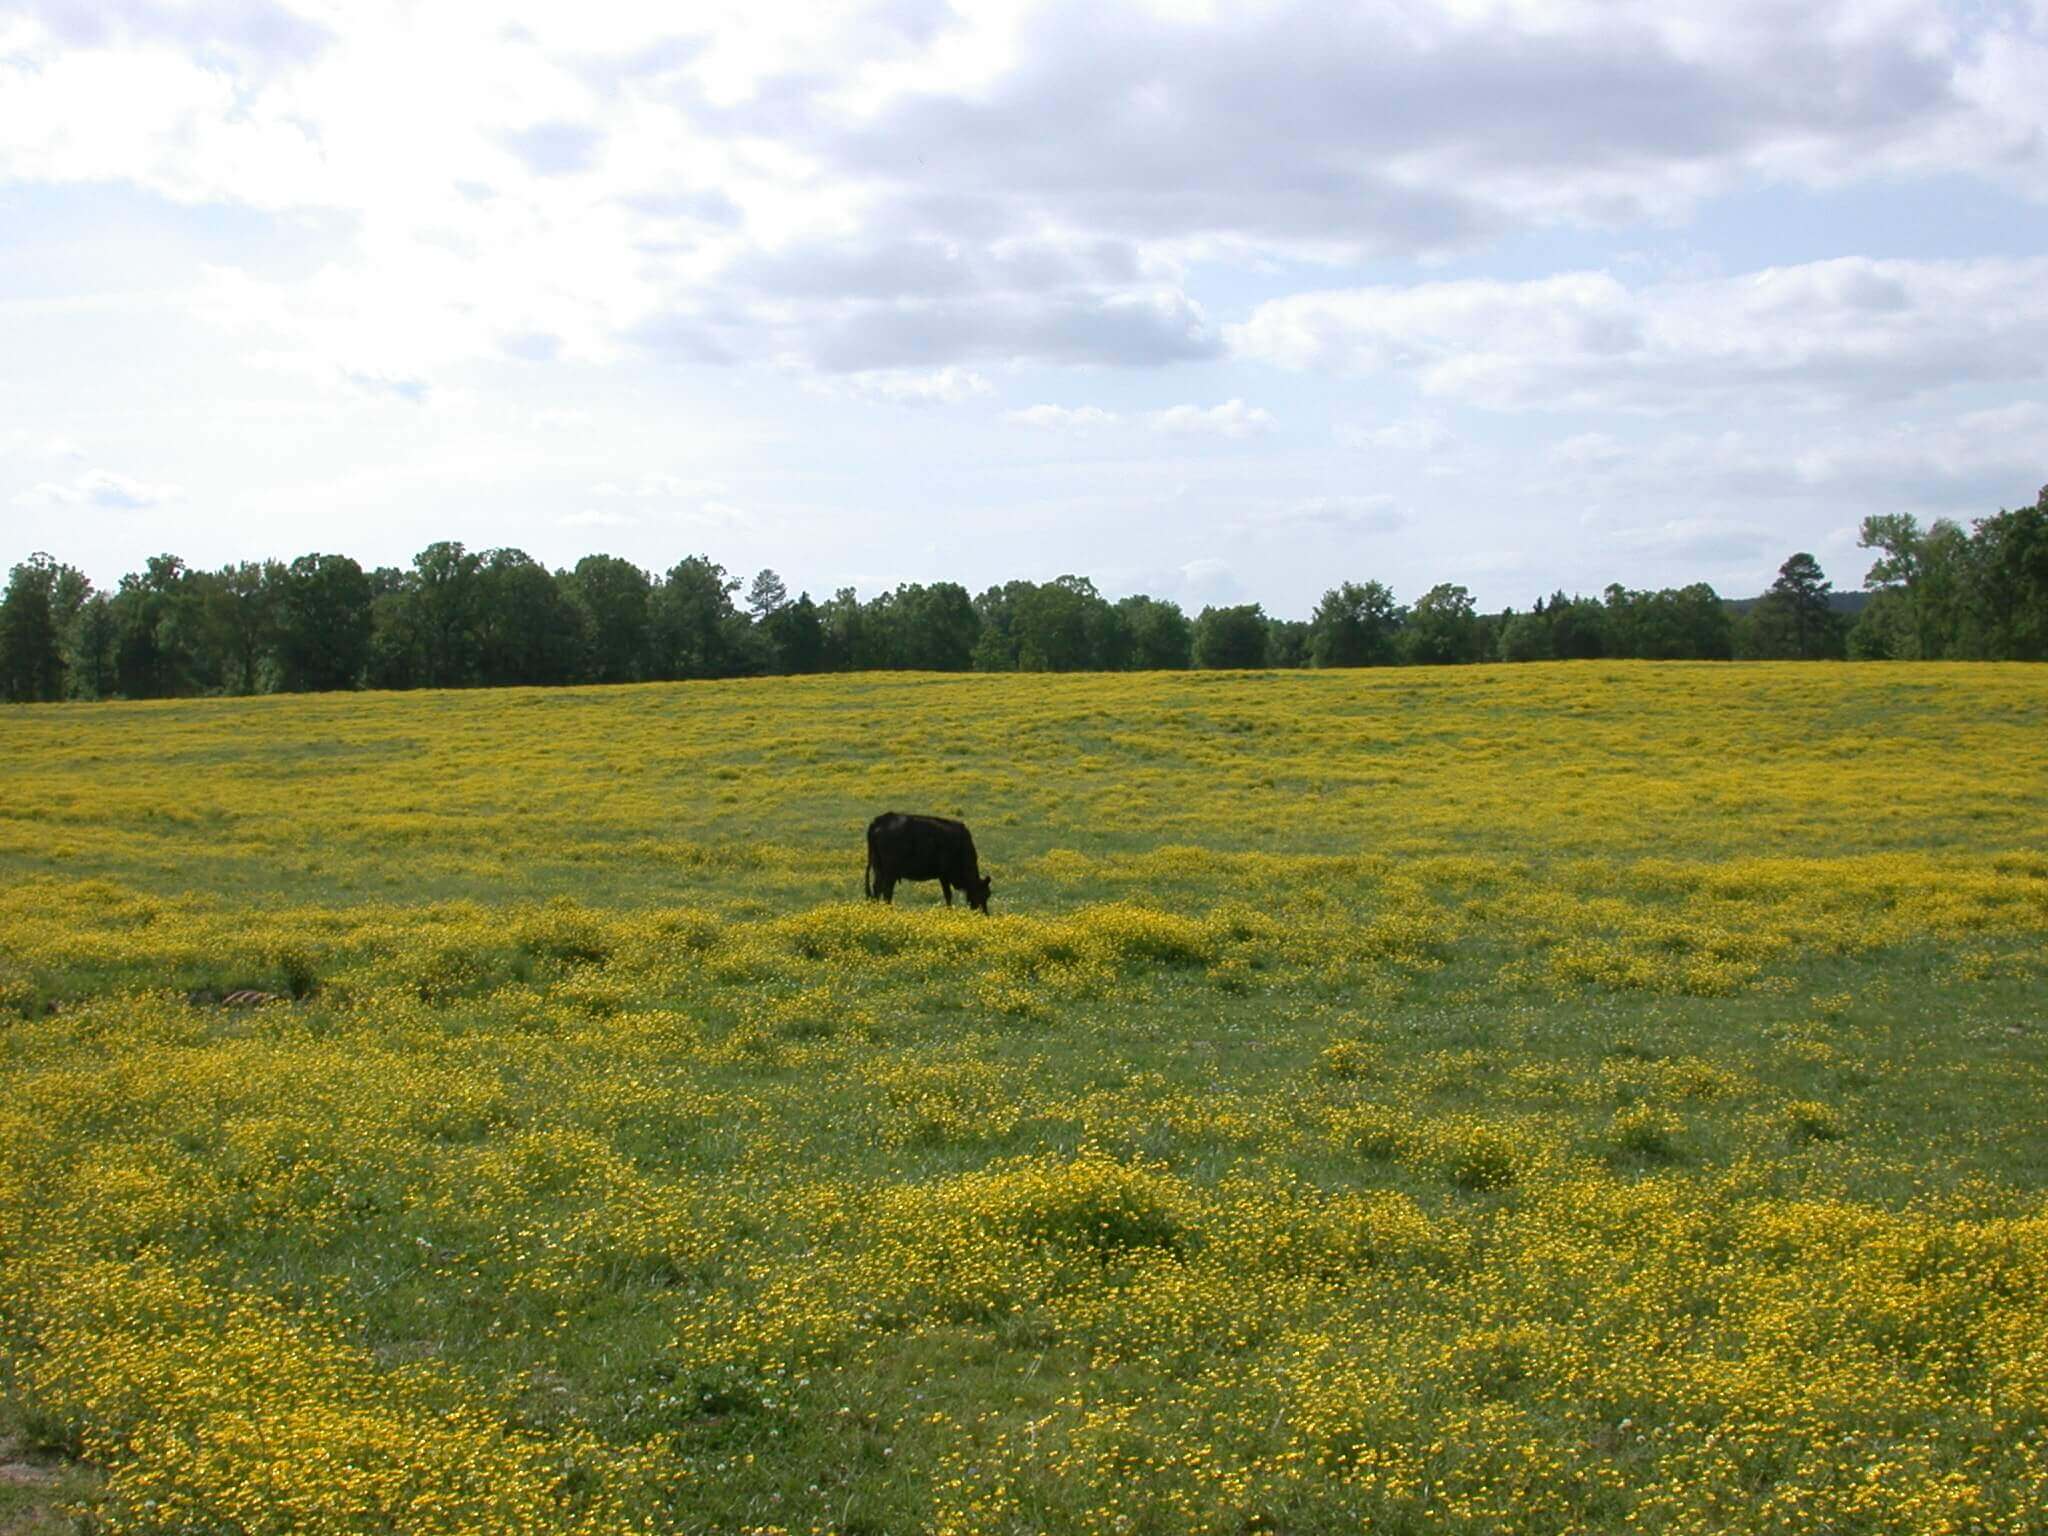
[865,812,993,914]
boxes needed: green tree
[1538,592,1607,659]
[0,553,67,702]
[969,583,1025,671]
[1013,577,1108,671]
[1193,603,1270,668]
[365,587,423,690]
[1671,581,1736,663]
[1601,584,1644,657]
[276,554,373,691]
[476,549,580,687]
[1472,608,1509,664]
[820,587,867,671]
[202,560,284,694]
[1266,617,1312,667]
[1309,580,1403,667]
[112,554,201,698]
[1847,587,1918,660]
[893,582,980,670]
[763,592,826,673]
[1968,487,2048,660]
[1858,513,1969,660]
[562,555,653,684]
[1404,583,1479,665]
[66,594,118,699]
[1091,601,1135,672]
[1754,552,1842,660]
[1117,595,1192,670]
[1497,611,1553,662]
[856,588,913,669]
[1604,583,1733,660]
[51,563,92,638]
[1669,583,1736,660]
[411,541,484,687]
[722,611,776,677]
[745,569,790,620]
[1921,522,1974,658]
[651,556,742,679]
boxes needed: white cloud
[0,34,326,208]
[1007,404,1120,430]
[1177,556,1243,605]
[18,468,181,509]
[1253,495,1407,532]
[1534,408,2048,538]
[558,508,635,529]
[1550,432,1626,466]
[343,370,431,403]
[531,407,595,431]
[1339,417,1454,456]
[11,434,91,462]
[694,500,751,528]
[1231,257,2048,412]
[995,399,1277,442]
[814,367,994,406]
[1604,516,1779,567]
[592,473,727,500]
[19,0,2039,394]
[4,2,2047,609]
[1149,400,1276,438]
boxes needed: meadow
[2,662,2045,1536]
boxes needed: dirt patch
[0,1435,83,1536]
[184,987,286,1008]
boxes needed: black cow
[865,812,993,914]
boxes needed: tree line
[2,487,2043,703]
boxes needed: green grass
[2,665,2045,1533]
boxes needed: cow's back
[869,812,978,879]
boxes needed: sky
[3,0,2046,617]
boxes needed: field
[3,662,2047,1536]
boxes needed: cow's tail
[864,838,874,899]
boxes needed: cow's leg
[941,879,954,906]
[880,877,895,903]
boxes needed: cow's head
[967,874,993,914]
